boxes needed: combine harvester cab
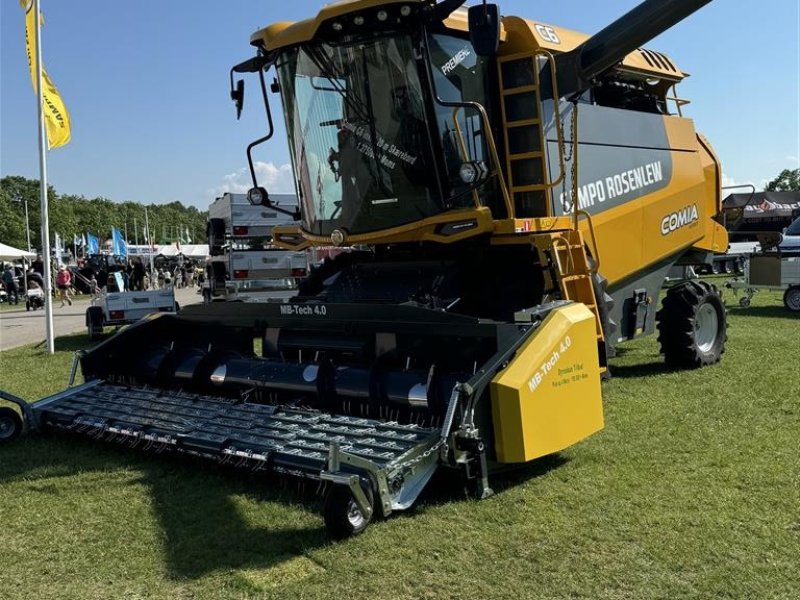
[1,0,727,538]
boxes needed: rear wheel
[323,481,375,540]
[0,407,23,443]
[657,281,726,368]
[784,286,800,312]
[591,270,617,363]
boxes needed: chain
[568,101,579,223]
[396,438,448,472]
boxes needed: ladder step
[508,151,543,160]
[501,85,538,96]
[509,184,548,193]
[506,118,540,128]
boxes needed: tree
[0,175,208,252]
[765,169,800,192]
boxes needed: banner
[112,227,128,258]
[20,0,71,149]
[86,233,99,254]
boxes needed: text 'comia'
[660,204,699,235]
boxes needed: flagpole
[144,206,155,280]
[34,0,55,354]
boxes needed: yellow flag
[20,0,71,149]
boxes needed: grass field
[0,285,798,600]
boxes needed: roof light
[354,15,365,26]
[331,21,343,31]
[377,10,388,22]
[400,5,411,17]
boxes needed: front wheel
[657,281,727,368]
[323,481,375,540]
[0,407,23,443]
[784,286,800,312]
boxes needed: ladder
[535,229,609,370]
[497,52,562,218]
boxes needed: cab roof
[250,0,685,82]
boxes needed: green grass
[0,287,798,599]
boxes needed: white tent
[0,242,36,261]
[157,243,209,258]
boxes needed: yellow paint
[272,207,494,250]
[250,1,507,52]
[499,16,685,82]
[491,303,603,463]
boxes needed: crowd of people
[2,255,205,308]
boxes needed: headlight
[247,187,267,206]
[459,162,478,184]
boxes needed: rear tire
[323,481,375,540]
[657,281,726,368]
[591,270,617,362]
[784,286,800,312]
[0,407,23,443]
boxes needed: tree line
[0,175,208,253]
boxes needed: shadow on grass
[607,360,679,379]
[0,433,326,580]
[409,453,569,514]
[729,305,797,320]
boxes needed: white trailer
[86,287,177,340]
[206,192,308,300]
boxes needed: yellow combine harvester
[0,0,728,538]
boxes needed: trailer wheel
[86,306,104,341]
[784,286,800,312]
[738,296,751,308]
[0,407,23,443]
[657,281,726,368]
[323,481,375,540]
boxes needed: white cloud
[208,161,296,200]
[785,155,799,165]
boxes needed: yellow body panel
[499,17,685,82]
[491,303,604,463]
[272,207,494,250]
[251,1,506,51]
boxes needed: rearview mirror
[231,79,245,120]
[468,3,500,57]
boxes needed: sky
[1,0,799,210]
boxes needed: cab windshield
[277,34,482,237]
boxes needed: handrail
[576,209,601,273]
[666,84,690,117]
[450,109,482,208]
[533,49,567,190]
[450,103,514,218]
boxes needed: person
[32,255,44,277]
[133,259,145,291]
[89,275,99,298]
[55,265,72,307]
[2,265,19,305]
[173,265,183,289]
